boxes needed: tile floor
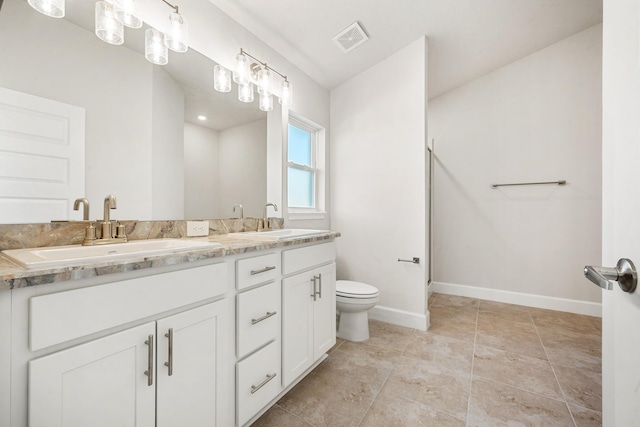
[253,293,602,427]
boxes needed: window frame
[286,113,326,220]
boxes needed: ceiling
[209,0,603,98]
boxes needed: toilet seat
[336,280,379,298]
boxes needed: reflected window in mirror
[287,114,326,220]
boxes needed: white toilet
[336,280,380,342]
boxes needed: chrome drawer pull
[164,328,173,376]
[250,373,277,394]
[311,277,317,301]
[144,334,154,386]
[251,311,277,325]
[250,266,276,275]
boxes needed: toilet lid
[336,280,379,297]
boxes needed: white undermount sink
[2,239,223,269]
[230,229,330,241]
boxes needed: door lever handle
[584,258,637,293]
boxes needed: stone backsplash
[0,218,284,251]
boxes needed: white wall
[151,67,185,220]
[429,25,603,313]
[184,123,220,219]
[218,120,268,219]
[331,38,428,329]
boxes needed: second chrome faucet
[260,203,278,231]
[82,194,127,246]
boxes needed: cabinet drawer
[236,282,281,358]
[282,242,336,276]
[236,253,280,290]
[30,263,227,351]
[236,340,281,426]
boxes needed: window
[287,114,325,218]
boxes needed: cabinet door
[313,263,337,360]
[29,322,156,427]
[156,300,228,427]
[282,272,314,387]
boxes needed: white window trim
[285,113,326,221]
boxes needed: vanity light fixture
[213,65,232,92]
[28,0,65,18]
[145,28,168,65]
[162,0,188,53]
[113,0,142,29]
[222,49,293,108]
[95,1,124,45]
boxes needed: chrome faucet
[233,204,244,219]
[261,203,278,231]
[82,194,127,245]
[73,198,90,220]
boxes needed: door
[602,0,640,424]
[28,322,156,427]
[313,263,336,360]
[282,272,314,387]
[0,87,85,223]
[156,301,228,427]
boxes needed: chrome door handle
[144,334,154,386]
[316,274,322,299]
[311,277,317,301]
[584,258,637,293]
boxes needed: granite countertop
[0,231,341,291]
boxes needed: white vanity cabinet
[12,262,230,427]
[281,242,336,387]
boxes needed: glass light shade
[113,0,142,29]
[259,93,274,112]
[238,82,254,103]
[164,12,188,53]
[279,80,293,107]
[145,28,168,65]
[28,0,65,18]
[213,65,232,93]
[95,1,124,45]
[233,54,250,84]
[257,68,271,96]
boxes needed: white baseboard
[369,305,429,331]
[431,281,602,317]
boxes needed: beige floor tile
[383,355,471,420]
[428,306,477,342]
[478,300,530,314]
[539,328,601,373]
[530,308,600,335]
[430,294,479,309]
[328,338,346,354]
[277,368,379,427]
[468,377,574,427]
[569,405,603,427]
[477,311,538,335]
[317,341,400,388]
[358,386,465,427]
[251,404,314,427]
[365,320,415,352]
[584,316,602,332]
[554,364,602,412]
[475,323,547,360]
[473,345,563,399]
[403,331,474,374]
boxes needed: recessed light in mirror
[197,115,207,121]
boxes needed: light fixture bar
[240,48,289,83]
[161,0,179,13]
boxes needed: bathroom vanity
[0,231,339,427]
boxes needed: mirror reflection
[0,0,268,223]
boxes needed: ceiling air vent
[332,22,369,53]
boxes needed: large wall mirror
[0,0,270,223]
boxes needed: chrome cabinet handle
[311,277,317,301]
[144,334,154,386]
[584,258,637,293]
[250,373,277,394]
[317,273,322,299]
[164,328,173,376]
[251,311,277,325]
[250,266,276,275]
